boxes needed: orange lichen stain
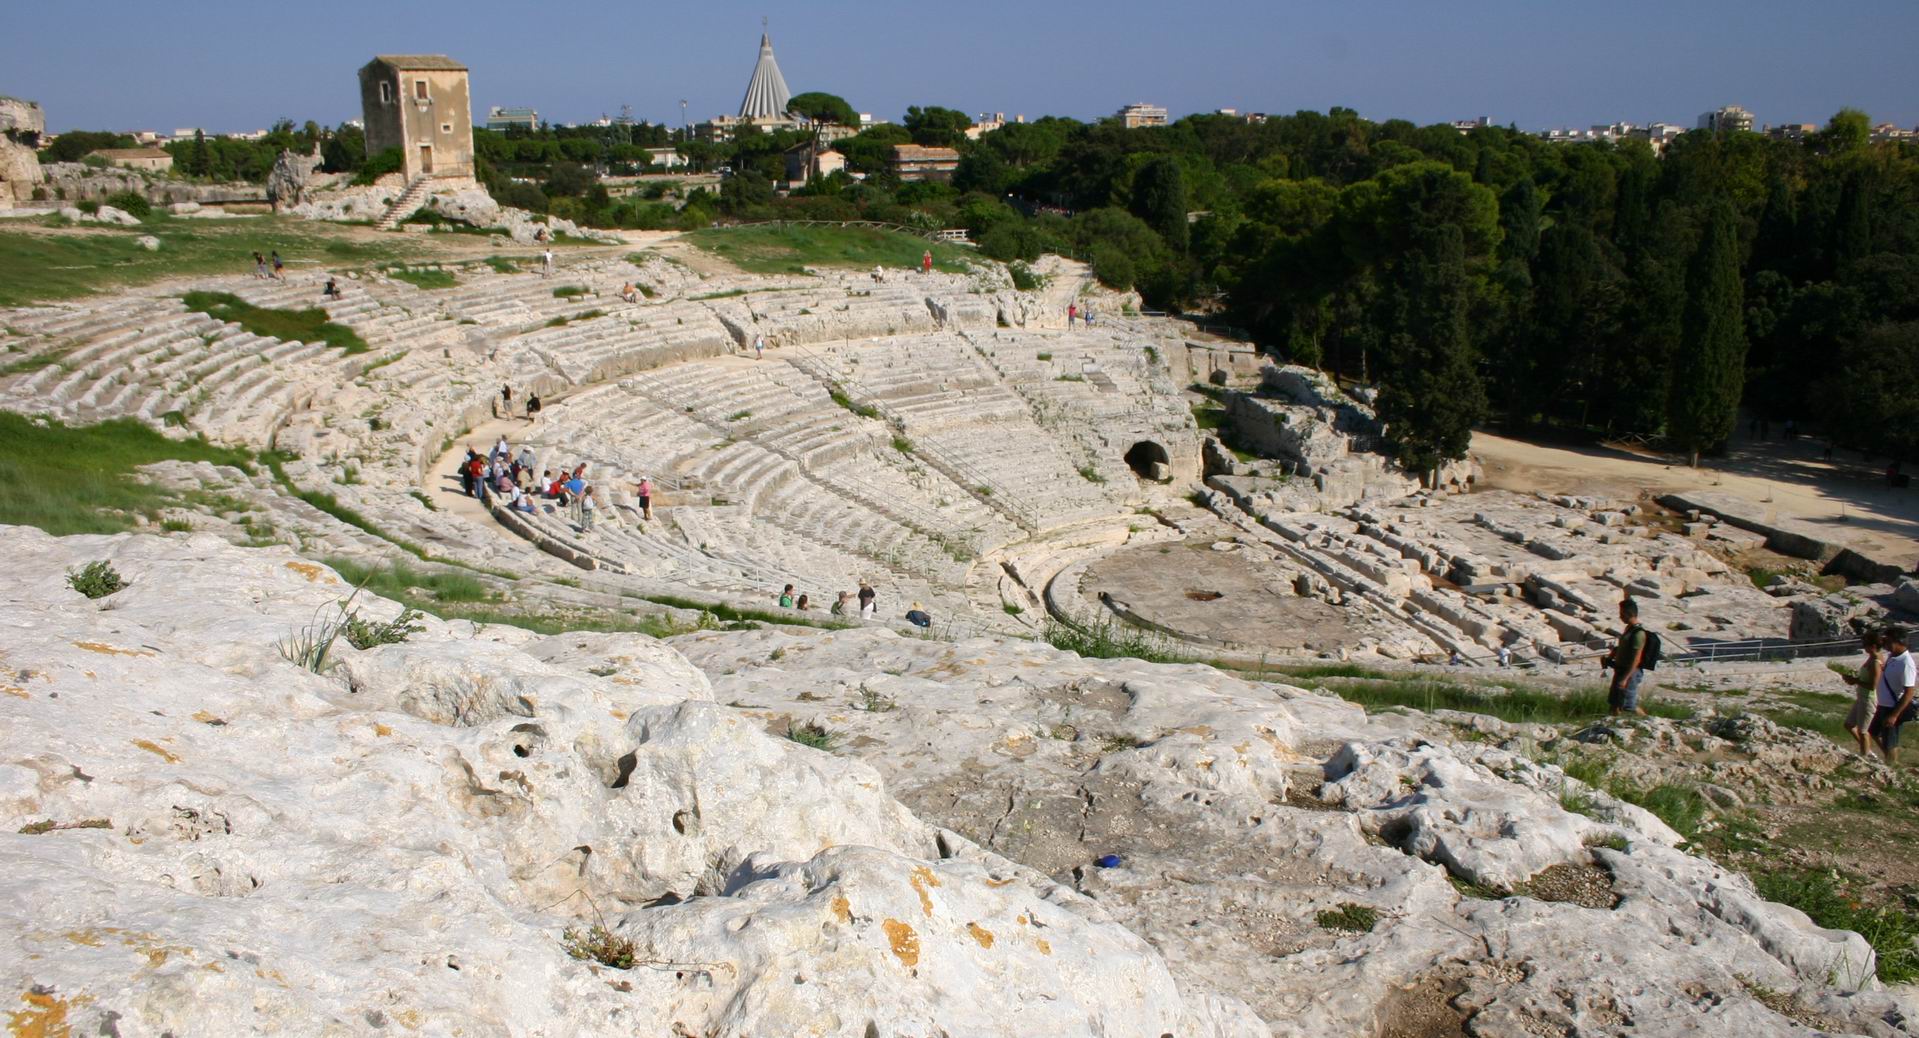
[130,740,180,764]
[1179,725,1214,737]
[283,561,332,583]
[192,711,220,724]
[61,930,108,948]
[72,642,150,657]
[830,896,851,924]
[983,877,1014,889]
[372,723,393,737]
[881,919,920,968]
[966,923,995,949]
[202,962,223,973]
[1035,938,1052,956]
[1,687,26,700]
[909,866,942,917]
[608,709,628,720]
[392,1008,423,1030]
[8,988,91,1038]
[1015,914,1029,926]
[1232,741,1251,756]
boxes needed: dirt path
[1474,431,1919,566]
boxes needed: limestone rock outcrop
[0,528,1254,1035]
[266,146,323,211]
[0,133,44,208]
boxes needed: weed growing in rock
[856,687,897,712]
[561,924,636,970]
[1098,732,1143,754]
[786,721,836,750]
[18,818,111,834]
[1002,602,1024,616]
[1315,903,1379,933]
[66,560,127,599]
[343,607,425,651]
[277,595,356,674]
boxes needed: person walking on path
[501,385,513,416]
[857,581,877,620]
[1870,626,1916,765]
[253,252,268,279]
[1067,303,1077,328]
[526,392,542,423]
[1846,629,1885,755]
[270,251,285,280]
[542,249,555,278]
[753,333,765,360]
[1605,598,1651,717]
[921,250,933,275]
[634,477,653,521]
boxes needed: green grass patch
[385,265,457,290]
[829,388,880,420]
[320,556,683,639]
[0,214,405,308]
[690,288,748,301]
[1044,619,1189,664]
[1191,403,1227,432]
[484,255,521,274]
[1325,676,1694,726]
[321,557,489,603]
[891,436,914,455]
[640,593,854,631]
[182,291,369,355]
[1315,903,1379,933]
[683,224,972,276]
[1752,869,1919,984]
[553,285,589,299]
[0,413,255,534]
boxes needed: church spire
[738,22,792,121]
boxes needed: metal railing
[706,218,960,243]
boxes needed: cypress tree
[1130,155,1190,252]
[1667,201,1747,465]
[1376,224,1487,478]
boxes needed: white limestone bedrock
[0,528,1253,1036]
[678,624,1914,1037]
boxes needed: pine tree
[1130,155,1190,252]
[1376,224,1487,478]
[1667,201,1747,465]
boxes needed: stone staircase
[374,175,433,231]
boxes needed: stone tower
[358,55,475,182]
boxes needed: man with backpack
[1605,597,1660,716]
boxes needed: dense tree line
[694,105,1919,466]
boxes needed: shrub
[352,147,403,186]
[891,436,913,454]
[76,199,100,215]
[104,191,151,218]
[66,560,127,598]
[1008,260,1040,291]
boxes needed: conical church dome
[739,33,792,120]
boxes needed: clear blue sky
[6,0,1915,134]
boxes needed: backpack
[1639,629,1663,671]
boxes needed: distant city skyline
[3,0,1916,135]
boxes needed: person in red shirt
[921,250,932,275]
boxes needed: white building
[1118,103,1168,129]
[1697,105,1755,133]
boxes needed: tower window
[379,81,392,104]
[414,79,429,101]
